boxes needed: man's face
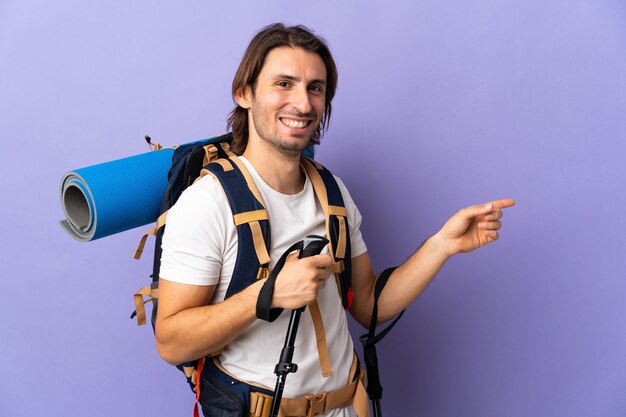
[245,46,327,156]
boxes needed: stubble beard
[250,102,319,158]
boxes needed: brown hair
[227,23,338,155]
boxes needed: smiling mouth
[279,117,312,129]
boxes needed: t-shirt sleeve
[159,175,231,286]
[334,176,368,258]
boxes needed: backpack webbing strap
[131,281,159,326]
[133,211,168,260]
[308,300,333,377]
[210,158,234,172]
[328,205,348,259]
[233,209,269,225]
[331,261,345,274]
[233,209,272,267]
[359,267,405,403]
[201,144,219,166]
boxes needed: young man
[155,23,514,417]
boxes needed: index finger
[308,253,333,267]
[490,198,516,209]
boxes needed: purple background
[1,1,625,416]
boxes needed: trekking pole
[373,400,382,417]
[269,235,329,417]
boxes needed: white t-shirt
[160,157,367,417]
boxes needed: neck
[242,140,305,195]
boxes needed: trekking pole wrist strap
[368,267,398,333]
[359,266,406,402]
[256,269,284,322]
[256,240,305,322]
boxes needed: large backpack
[130,133,354,391]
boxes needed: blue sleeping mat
[60,147,175,242]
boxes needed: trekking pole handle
[296,235,329,312]
[299,235,329,259]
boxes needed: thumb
[459,202,493,220]
[285,250,300,262]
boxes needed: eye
[277,81,291,88]
[308,84,324,94]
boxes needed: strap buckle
[305,392,328,417]
[203,144,219,165]
[257,267,270,280]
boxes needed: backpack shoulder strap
[301,157,353,310]
[202,154,272,299]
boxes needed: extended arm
[349,199,515,328]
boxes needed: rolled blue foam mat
[60,148,175,242]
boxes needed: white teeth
[281,118,308,128]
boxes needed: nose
[291,86,313,115]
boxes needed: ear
[234,85,252,109]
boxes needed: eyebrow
[270,74,326,85]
